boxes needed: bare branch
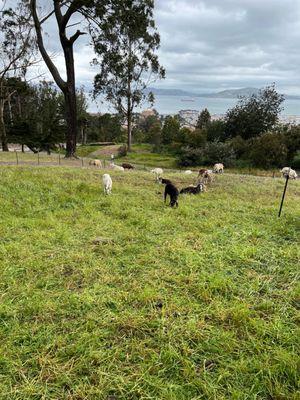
[30,0,66,90]
[70,29,86,44]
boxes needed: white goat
[213,163,224,173]
[184,170,193,174]
[151,167,163,182]
[111,164,125,171]
[281,167,298,179]
[89,159,102,167]
[102,174,112,194]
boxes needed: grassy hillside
[0,166,299,399]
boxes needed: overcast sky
[5,0,300,95]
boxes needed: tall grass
[0,165,299,399]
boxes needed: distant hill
[146,87,300,100]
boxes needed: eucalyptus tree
[0,2,35,151]
[29,0,95,157]
[92,0,165,151]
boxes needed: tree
[161,115,180,145]
[224,84,285,139]
[249,131,287,168]
[206,120,227,142]
[29,0,91,157]
[196,108,211,129]
[0,3,35,151]
[92,0,165,151]
[186,128,207,148]
[9,80,65,152]
[147,121,161,151]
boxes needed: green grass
[75,145,103,158]
[0,166,299,399]
[122,144,177,169]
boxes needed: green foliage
[138,114,161,136]
[0,166,299,398]
[280,125,300,163]
[92,0,164,148]
[177,127,191,145]
[8,80,65,152]
[225,84,285,139]
[148,121,162,151]
[178,141,236,167]
[186,128,207,148]
[161,115,180,145]
[228,135,249,158]
[249,131,288,168]
[196,108,211,129]
[206,120,227,142]
[291,150,300,169]
[97,113,125,143]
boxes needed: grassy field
[0,165,299,399]
[0,145,288,177]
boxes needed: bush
[118,144,128,157]
[228,136,249,158]
[177,147,204,167]
[249,131,287,168]
[206,120,227,142]
[291,151,300,169]
[186,128,207,148]
[177,141,236,167]
[204,141,236,166]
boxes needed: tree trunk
[127,112,132,151]
[0,102,9,152]
[21,144,24,152]
[64,88,77,158]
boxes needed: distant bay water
[89,95,300,116]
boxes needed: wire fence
[0,150,150,171]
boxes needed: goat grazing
[213,163,224,173]
[160,179,179,207]
[180,182,205,194]
[102,174,112,194]
[281,167,298,179]
[151,168,164,181]
[122,163,135,170]
[111,164,125,171]
[159,177,173,185]
[89,159,102,168]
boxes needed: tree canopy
[224,84,285,139]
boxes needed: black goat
[159,178,173,185]
[180,183,205,195]
[122,163,135,169]
[161,182,179,207]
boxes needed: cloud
[22,0,300,96]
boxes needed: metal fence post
[38,151,40,165]
[15,150,19,165]
[278,171,290,217]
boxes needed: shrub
[249,131,287,168]
[177,141,236,167]
[177,147,204,167]
[228,136,249,158]
[291,151,300,169]
[206,120,227,142]
[186,128,207,148]
[204,141,236,166]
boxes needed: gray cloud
[9,0,300,95]
[155,0,300,93]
